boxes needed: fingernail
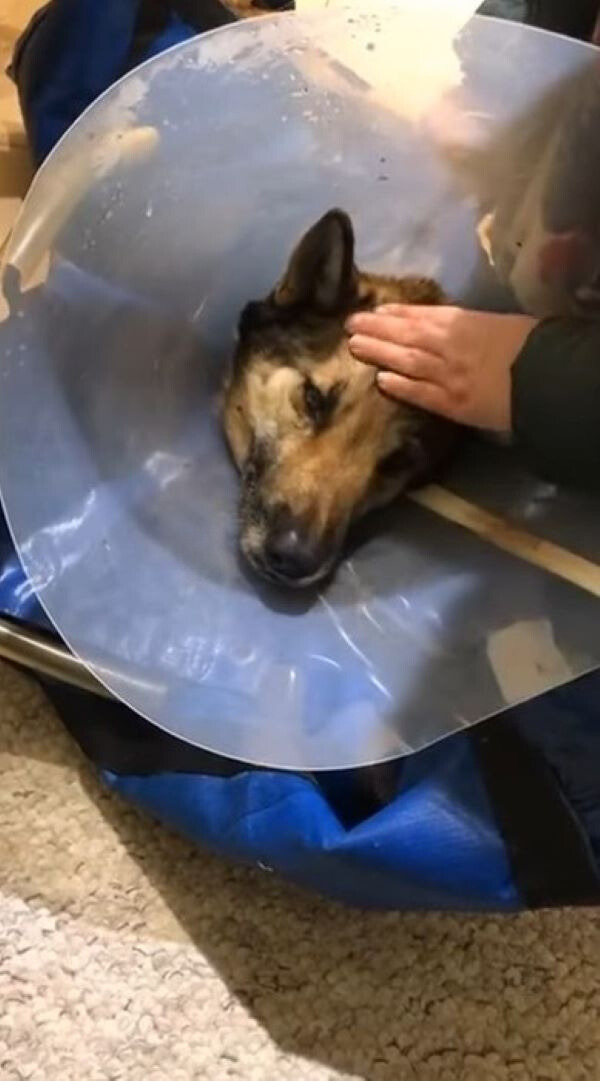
[348,334,365,356]
[345,316,361,333]
[376,372,394,393]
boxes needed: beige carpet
[0,661,599,1080]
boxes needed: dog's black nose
[263,528,324,583]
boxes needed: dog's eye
[303,379,339,426]
[303,379,325,419]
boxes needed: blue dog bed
[3,0,600,911]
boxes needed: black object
[512,319,600,493]
[525,0,598,39]
[129,0,239,67]
[253,0,294,9]
[472,715,600,907]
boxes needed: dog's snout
[264,526,324,583]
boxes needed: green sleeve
[511,318,600,492]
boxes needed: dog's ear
[274,209,358,315]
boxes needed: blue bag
[4,0,600,910]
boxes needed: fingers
[347,312,440,353]
[375,303,460,326]
[345,303,472,423]
[346,306,455,355]
[348,335,444,383]
[376,371,454,417]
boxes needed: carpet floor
[1,660,600,1081]
[2,2,600,1079]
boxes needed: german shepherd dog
[223,209,459,588]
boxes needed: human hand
[346,305,539,431]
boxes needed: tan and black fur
[223,209,459,587]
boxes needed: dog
[223,208,460,588]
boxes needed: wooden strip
[410,484,600,598]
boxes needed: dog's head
[223,209,457,587]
